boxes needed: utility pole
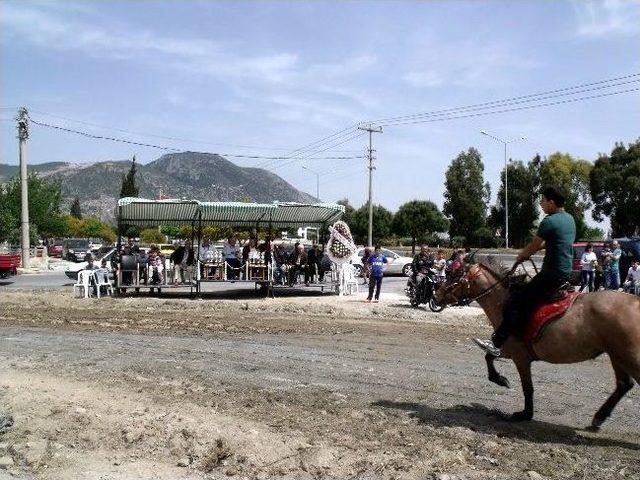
[480,130,526,250]
[358,124,382,247]
[17,107,30,268]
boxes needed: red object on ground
[525,291,580,344]
[0,254,21,277]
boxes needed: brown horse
[434,261,640,429]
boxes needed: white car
[350,247,414,276]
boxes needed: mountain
[0,152,316,223]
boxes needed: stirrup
[472,338,501,357]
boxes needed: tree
[0,172,67,243]
[336,199,355,227]
[351,203,393,245]
[392,200,449,253]
[70,197,82,219]
[140,228,165,245]
[443,148,491,246]
[488,159,540,248]
[538,152,592,239]
[120,156,139,198]
[590,140,640,237]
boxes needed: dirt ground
[0,289,638,480]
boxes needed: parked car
[350,247,414,276]
[617,237,640,283]
[62,238,92,262]
[48,242,63,258]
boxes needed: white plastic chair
[73,270,92,298]
[341,264,359,295]
[93,269,113,298]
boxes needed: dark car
[617,238,640,283]
[62,238,91,262]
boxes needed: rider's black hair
[541,185,566,207]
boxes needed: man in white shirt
[223,236,241,279]
[623,260,640,294]
[579,243,598,293]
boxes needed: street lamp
[302,165,320,200]
[480,130,527,249]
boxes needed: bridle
[436,262,519,307]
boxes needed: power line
[26,108,361,153]
[377,87,640,127]
[369,72,640,125]
[26,115,366,161]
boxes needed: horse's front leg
[511,356,534,421]
[485,353,510,388]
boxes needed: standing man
[474,186,576,357]
[366,245,388,303]
[608,240,622,290]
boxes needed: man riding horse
[474,185,576,357]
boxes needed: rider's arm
[517,236,544,263]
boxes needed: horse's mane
[474,253,529,287]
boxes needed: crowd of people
[579,240,639,294]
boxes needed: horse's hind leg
[591,362,634,430]
[486,353,510,388]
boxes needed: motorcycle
[405,267,445,312]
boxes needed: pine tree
[120,156,140,198]
[70,197,82,219]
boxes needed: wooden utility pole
[17,107,30,268]
[358,124,382,247]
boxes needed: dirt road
[0,290,638,479]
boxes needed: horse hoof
[510,411,533,422]
[589,416,605,431]
[497,376,511,389]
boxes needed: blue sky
[1,0,639,225]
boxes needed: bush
[140,228,165,245]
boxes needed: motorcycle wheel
[410,297,421,307]
[428,296,445,312]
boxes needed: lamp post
[480,130,526,249]
[302,165,320,200]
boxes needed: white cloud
[572,0,640,37]
[402,37,539,89]
[0,4,298,83]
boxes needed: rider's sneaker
[473,338,501,357]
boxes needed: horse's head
[433,262,493,307]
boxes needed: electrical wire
[26,115,367,161]
[368,72,640,125]
[377,87,640,127]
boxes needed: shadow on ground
[373,400,640,451]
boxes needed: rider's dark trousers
[492,270,567,348]
[367,275,383,300]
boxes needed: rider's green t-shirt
[537,210,576,279]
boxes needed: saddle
[524,285,579,345]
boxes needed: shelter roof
[117,198,344,228]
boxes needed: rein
[439,262,517,307]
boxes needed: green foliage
[538,152,592,239]
[140,228,165,245]
[70,197,82,219]
[160,225,181,238]
[590,140,640,237]
[336,198,355,227]
[64,216,116,242]
[119,156,139,198]
[0,172,67,243]
[581,225,605,240]
[443,148,491,246]
[392,200,449,253]
[350,203,393,245]
[488,160,540,248]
